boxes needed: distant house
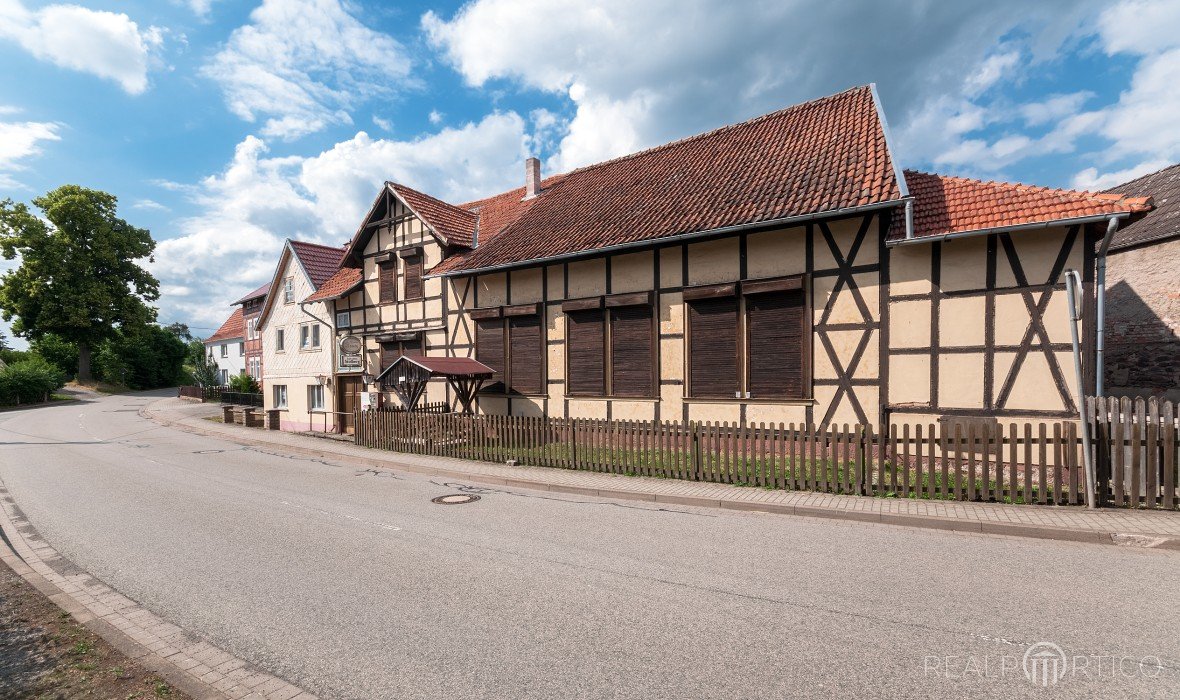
[233,283,269,385]
[256,240,344,431]
[204,308,245,386]
[1103,163,1180,401]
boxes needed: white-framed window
[300,323,320,349]
[220,343,228,357]
[239,341,245,356]
[247,317,258,340]
[272,384,287,408]
[336,311,350,328]
[283,277,294,303]
[219,369,229,385]
[308,384,324,411]
[275,328,285,352]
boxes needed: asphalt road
[0,391,1177,699]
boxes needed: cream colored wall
[337,196,454,409]
[887,225,1083,419]
[467,216,882,427]
[259,251,336,430]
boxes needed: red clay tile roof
[889,171,1154,241]
[1104,163,1180,251]
[289,240,346,288]
[205,308,244,343]
[374,355,495,381]
[390,183,478,247]
[457,174,567,249]
[232,282,270,305]
[304,267,363,302]
[432,85,902,274]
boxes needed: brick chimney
[523,157,541,199]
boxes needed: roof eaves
[887,210,1140,247]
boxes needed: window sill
[298,347,323,353]
[477,392,549,400]
[683,396,815,405]
[565,394,659,402]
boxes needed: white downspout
[904,198,914,240]
[1095,217,1119,398]
[1065,270,1097,508]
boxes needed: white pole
[1065,270,1097,508]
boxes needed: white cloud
[428,109,444,125]
[183,0,221,19]
[132,198,170,212]
[201,0,413,140]
[1019,92,1094,127]
[0,0,162,94]
[1072,159,1173,191]
[372,115,393,132]
[0,119,61,188]
[424,0,1108,172]
[152,113,527,328]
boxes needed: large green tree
[0,186,159,381]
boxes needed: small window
[239,341,245,356]
[283,277,294,303]
[220,344,228,358]
[275,328,285,352]
[336,311,350,328]
[272,384,287,408]
[308,384,324,411]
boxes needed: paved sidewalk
[0,479,317,700]
[148,398,1180,549]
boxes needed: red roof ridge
[561,85,875,179]
[453,86,874,215]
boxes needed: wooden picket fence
[354,403,1179,509]
[1087,396,1178,509]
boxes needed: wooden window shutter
[567,309,605,395]
[746,288,806,398]
[378,261,396,304]
[508,315,543,395]
[610,305,653,397]
[404,255,423,300]
[380,342,399,388]
[687,297,739,398]
[475,319,506,393]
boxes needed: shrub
[228,373,259,393]
[0,356,65,405]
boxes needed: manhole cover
[431,494,481,505]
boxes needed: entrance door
[337,375,362,434]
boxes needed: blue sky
[1,0,1178,345]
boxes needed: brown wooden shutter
[610,305,653,397]
[475,319,505,393]
[747,289,806,398]
[378,261,396,304]
[401,335,423,357]
[567,309,605,395]
[688,297,739,398]
[404,255,423,300]
[508,315,542,395]
[380,342,399,388]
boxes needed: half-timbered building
[315,85,1152,430]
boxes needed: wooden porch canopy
[373,355,494,414]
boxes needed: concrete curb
[142,404,1180,552]
[0,479,318,700]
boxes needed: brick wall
[1104,236,1180,401]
